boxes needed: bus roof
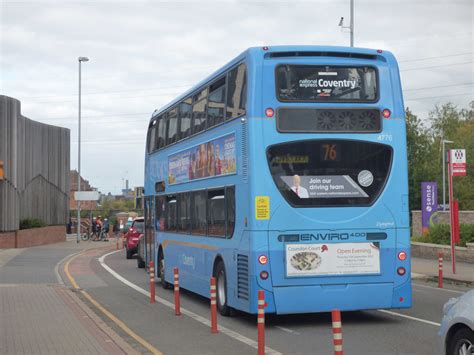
[149,45,396,123]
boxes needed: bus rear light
[265,108,274,117]
[397,267,406,276]
[258,255,268,265]
[398,251,407,261]
[260,271,269,280]
[399,297,404,302]
[382,109,391,118]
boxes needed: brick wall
[0,232,16,248]
[0,226,66,249]
[411,210,474,236]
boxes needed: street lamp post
[442,139,454,211]
[338,0,355,47]
[77,56,89,243]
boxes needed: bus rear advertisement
[142,45,411,316]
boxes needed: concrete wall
[411,210,474,236]
[0,226,66,248]
[0,95,70,232]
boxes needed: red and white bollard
[257,290,265,355]
[174,267,181,316]
[210,277,218,333]
[438,252,443,289]
[149,261,155,303]
[331,310,343,355]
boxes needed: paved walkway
[412,256,474,284]
[0,239,136,355]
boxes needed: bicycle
[81,229,99,241]
[98,228,109,241]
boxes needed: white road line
[377,310,441,327]
[54,252,79,285]
[413,283,465,295]
[99,250,282,355]
[275,326,300,335]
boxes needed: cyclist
[95,216,103,241]
[102,218,110,241]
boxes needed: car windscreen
[276,65,377,102]
[267,140,392,207]
[134,221,144,233]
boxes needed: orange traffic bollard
[210,277,218,333]
[149,261,156,303]
[331,310,343,355]
[438,252,443,288]
[174,267,181,316]
[257,290,265,355]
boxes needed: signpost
[74,191,100,243]
[448,149,466,274]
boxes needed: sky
[1,0,473,194]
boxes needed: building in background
[69,170,99,211]
[134,186,144,209]
[0,95,70,247]
[121,179,134,199]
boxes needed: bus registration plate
[285,242,380,277]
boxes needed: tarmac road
[62,246,473,355]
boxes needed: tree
[405,107,437,210]
[405,101,473,211]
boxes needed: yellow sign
[275,155,309,164]
[255,196,270,220]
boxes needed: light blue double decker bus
[142,46,411,315]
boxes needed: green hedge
[413,224,474,247]
[19,218,47,230]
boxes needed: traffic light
[0,160,4,180]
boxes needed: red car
[124,217,144,259]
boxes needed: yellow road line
[64,251,163,355]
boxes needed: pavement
[0,238,136,355]
[411,256,474,284]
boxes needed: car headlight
[443,297,459,315]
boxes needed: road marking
[377,310,440,327]
[275,326,300,335]
[55,252,79,285]
[413,282,465,295]
[99,250,282,355]
[64,252,163,355]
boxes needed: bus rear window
[276,65,377,102]
[267,140,392,207]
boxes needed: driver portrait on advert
[291,174,309,198]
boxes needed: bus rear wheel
[158,251,172,289]
[215,261,231,316]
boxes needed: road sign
[74,191,100,201]
[450,149,466,176]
